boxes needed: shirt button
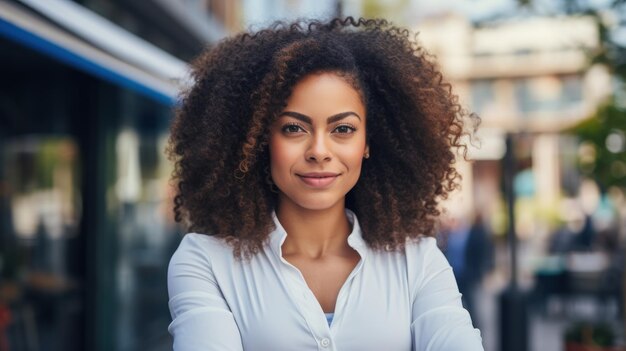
[320,338,330,348]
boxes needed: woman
[166,17,483,350]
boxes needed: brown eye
[333,125,356,134]
[282,124,305,134]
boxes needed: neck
[276,201,352,259]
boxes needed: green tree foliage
[571,101,626,189]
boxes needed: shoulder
[403,236,449,295]
[167,233,236,297]
[168,233,234,281]
[402,236,441,272]
[365,236,442,280]
[367,236,439,266]
[404,236,440,262]
[169,233,232,266]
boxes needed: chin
[284,194,345,212]
[296,199,342,211]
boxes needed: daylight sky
[410,0,615,22]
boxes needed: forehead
[282,72,366,121]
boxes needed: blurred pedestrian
[573,214,596,251]
[166,17,483,351]
[442,214,494,327]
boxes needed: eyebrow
[279,111,362,125]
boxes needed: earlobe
[364,145,370,159]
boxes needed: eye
[332,124,357,134]
[281,123,306,134]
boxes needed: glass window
[1,136,83,351]
[471,79,495,115]
[514,75,583,115]
[561,75,583,104]
[113,96,178,351]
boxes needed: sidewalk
[475,275,624,351]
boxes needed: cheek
[269,137,297,176]
[333,144,366,185]
[346,150,365,172]
[342,139,367,169]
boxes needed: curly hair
[167,17,476,257]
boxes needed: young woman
[166,17,484,350]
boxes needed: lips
[297,172,340,188]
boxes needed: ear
[364,145,370,159]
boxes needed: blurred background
[0,0,624,350]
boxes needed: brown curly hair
[167,17,476,257]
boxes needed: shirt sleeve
[410,237,484,351]
[167,234,244,351]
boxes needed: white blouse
[167,210,484,351]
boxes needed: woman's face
[269,72,369,212]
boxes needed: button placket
[296,286,335,349]
[278,261,332,348]
[329,255,364,332]
[320,337,331,348]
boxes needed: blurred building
[0,1,359,350]
[243,0,339,26]
[418,14,623,351]
[0,1,237,350]
[1,0,615,350]
[417,14,611,238]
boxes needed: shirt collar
[268,209,368,259]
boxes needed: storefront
[0,1,188,350]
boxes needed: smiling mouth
[296,173,340,188]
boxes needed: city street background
[0,0,624,350]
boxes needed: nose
[305,133,332,162]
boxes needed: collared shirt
[167,210,484,351]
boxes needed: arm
[167,235,243,351]
[410,238,483,351]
